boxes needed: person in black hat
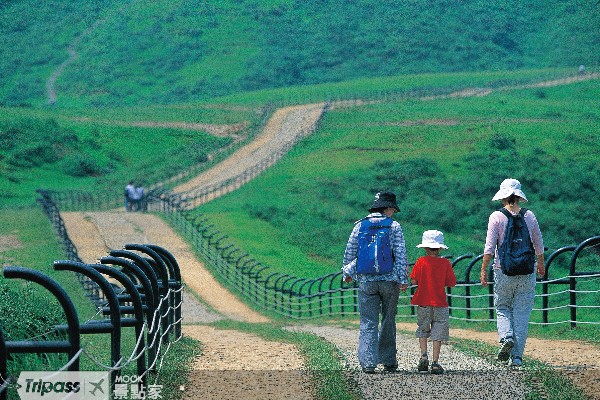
[342,192,409,373]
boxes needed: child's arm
[445,261,457,288]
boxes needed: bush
[7,144,60,168]
[60,154,108,177]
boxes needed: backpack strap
[498,208,528,219]
[498,208,512,219]
[355,216,393,228]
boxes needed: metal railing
[0,244,183,400]
[161,203,600,323]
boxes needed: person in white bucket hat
[480,178,545,368]
[491,178,528,202]
[410,230,456,374]
[416,230,449,249]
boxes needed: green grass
[190,77,600,275]
[210,320,359,400]
[151,336,201,400]
[446,336,589,400]
[2,0,598,107]
[210,68,575,106]
[0,104,266,208]
[0,207,200,399]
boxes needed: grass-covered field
[1,68,598,399]
[193,76,600,275]
[2,1,598,107]
[0,104,264,208]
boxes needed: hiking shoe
[509,356,523,367]
[430,362,444,374]
[417,356,429,372]
[497,338,514,362]
[383,365,398,373]
[362,367,376,374]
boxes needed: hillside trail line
[169,103,325,204]
[60,103,325,399]
[59,77,600,399]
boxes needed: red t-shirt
[410,256,457,307]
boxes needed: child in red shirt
[410,230,457,374]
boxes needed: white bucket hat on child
[491,178,528,202]
[416,230,448,249]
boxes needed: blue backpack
[498,208,535,276]
[356,217,394,275]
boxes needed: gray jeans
[358,280,400,368]
[494,269,536,359]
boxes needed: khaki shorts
[415,306,450,342]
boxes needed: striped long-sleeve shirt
[342,213,408,284]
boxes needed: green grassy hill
[1,0,598,107]
[192,76,600,276]
[1,3,598,397]
[0,104,265,207]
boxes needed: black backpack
[498,208,535,276]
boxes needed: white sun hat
[491,178,528,202]
[416,230,448,249]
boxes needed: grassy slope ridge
[1,0,599,106]
[195,78,600,277]
[0,105,262,208]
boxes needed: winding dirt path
[56,75,600,399]
[170,103,325,207]
[59,104,326,399]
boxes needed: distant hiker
[124,180,135,211]
[342,192,408,373]
[132,183,145,212]
[480,178,545,367]
[410,230,457,375]
[578,64,586,75]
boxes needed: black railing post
[54,260,121,385]
[544,246,576,324]
[91,264,146,386]
[569,236,600,328]
[2,266,81,371]
[449,254,473,316]
[465,254,484,321]
[124,244,171,344]
[100,255,159,370]
[145,245,183,339]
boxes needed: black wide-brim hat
[368,192,400,212]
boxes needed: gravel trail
[170,103,325,208]
[289,325,528,400]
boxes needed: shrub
[60,154,107,177]
[7,144,57,168]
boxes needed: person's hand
[344,275,353,283]
[480,270,488,287]
[537,263,545,277]
[399,283,409,292]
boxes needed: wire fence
[12,73,599,397]
[162,205,600,324]
[0,200,184,400]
